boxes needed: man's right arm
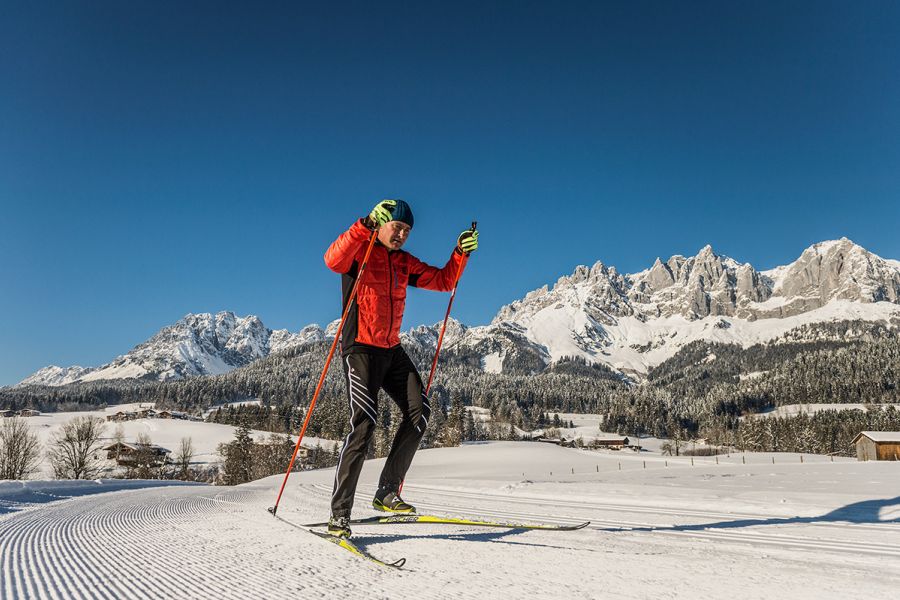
[324,219,372,274]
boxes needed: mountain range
[17,238,900,387]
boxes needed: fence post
[742,455,745,464]
[772,456,775,465]
[643,461,646,469]
[618,462,621,471]
[691,457,694,466]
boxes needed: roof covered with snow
[854,431,900,443]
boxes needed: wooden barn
[852,431,900,461]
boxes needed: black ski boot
[327,515,352,538]
[372,490,416,514]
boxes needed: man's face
[377,220,411,251]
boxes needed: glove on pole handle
[269,228,379,516]
[400,222,475,496]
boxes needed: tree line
[3,320,899,462]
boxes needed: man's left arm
[407,249,466,292]
[407,228,479,291]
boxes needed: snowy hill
[18,238,900,385]
[2,441,899,599]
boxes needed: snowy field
[751,403,900,419]
[18,404,336,477]
[2,441,899,599]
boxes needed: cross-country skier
[323,199,479,538]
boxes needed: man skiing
[323,199,479,538]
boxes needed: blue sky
[2,1,899,385]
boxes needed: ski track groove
[0,486,296,600]
[306,482,900,559]
[6,479,897,598]
[41,513,88,600]
[58,504,122,600]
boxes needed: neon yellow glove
[367,199,397,229]
[457,229,479,254]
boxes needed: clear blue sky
[2,1,899,386]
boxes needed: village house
[103,442,172,467]
[1,410,16,418]
[853,431,900,461]
[17,409,41,417]
[591,437,630,450]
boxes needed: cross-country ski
[304,513,591,531]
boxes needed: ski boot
[372,490,416,514]
[327,515,352,538]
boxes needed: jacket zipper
[387,250,394,346]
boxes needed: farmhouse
[852,431,900,461]
[537,437,576,448]
[1,410,16,418]
[17,409,41,417]
[591,437,630,449]
[103,442,172,466]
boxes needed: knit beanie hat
[388,199,414,228]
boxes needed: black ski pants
[331,345,430,518]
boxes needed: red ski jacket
[324,219,467,353]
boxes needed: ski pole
[269,228,379,516]
[400,221,475,496]
[424,220,476,395]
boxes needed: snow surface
[752,403,900,419]
[2,441,899,599]
[480,352,503,374]
[537,299,900,375]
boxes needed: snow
[2,441,898,599]
[481,352,503,373]
[855,431,900,443]
[528,299,900,375]
[751,403,900,419]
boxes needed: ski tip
[267,506,277,516]
[391,558,407,568]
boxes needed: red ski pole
[424,221,476,395]
[269,228,379,516]
[400,221,475,495]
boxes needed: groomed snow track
[3,460,900,599]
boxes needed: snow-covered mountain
[19,312,327,387]
[18,238,900,386]
[450,238,900,376]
